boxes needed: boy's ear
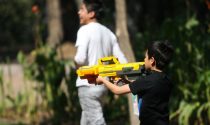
[88,11,96,19]
[150,57,156,66]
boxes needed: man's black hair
[147,41,174,70]
[83,0,104,20]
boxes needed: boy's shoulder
[78,23,96,35]
[146,71,169,81]
[79,22,106,31]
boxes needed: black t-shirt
[129,71,172,125]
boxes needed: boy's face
[78,3,95,25]
[144,50,155,70]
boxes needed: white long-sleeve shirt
[74,22,127,87]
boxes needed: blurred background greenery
[0,0,210,125]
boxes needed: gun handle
[87,76,97,83]
[98,57,120,65]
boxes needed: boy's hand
[113,78,122,85]
[95,76,104,85]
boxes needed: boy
[94,41,174,125]
[74,0,127,125]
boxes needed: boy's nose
[78,9,81,14]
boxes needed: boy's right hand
[95,76,105,85]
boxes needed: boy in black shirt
[94,41,174,125]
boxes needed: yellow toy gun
[76,56,145,83]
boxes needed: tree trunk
[115,0,140,125]
[46,0,63,48]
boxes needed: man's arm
[74,45,88,68]
[74,26,89,68]
[112,38,127,64]
[74,60,83,69]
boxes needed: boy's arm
[96,76,131,95]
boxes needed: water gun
[76,56,145,83]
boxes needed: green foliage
[0,61,36,124]
[0,0,34,46]
[104,93,129,125]
[18,46,65,86]
[0,68,5,112]
[17,45,81,124]
[185,16,199,30]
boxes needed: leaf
[197,102,210,125]
[17,51,26,64]
[185,17,199,30]
[179,102,199,125]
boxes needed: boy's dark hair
[83,0,104,20]
[147,41,174,70]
